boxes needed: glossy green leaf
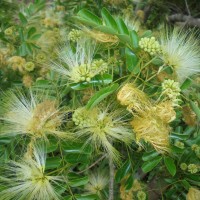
[190,101,200,121]
[170,132,189,140]
[116,18,129,35]
[142,150,160,161]
[180,79,192,90]
[171,146,184,154]
[141,30,152,38]
[75,194,98,200]
[31,33,42,40]
[0,136,12,144]
[70,74,112,90]
[101,8,118,32]
[125,48,139,73]
[164,157,176,176]
[46,157,61,169]
[125,174,134,190]
[115,160,131,183]
[62,142,92,154]
[130,30,139,49]
[19,12,28,25]
[142,156,162,173]
[77,9,102,25]
[117,34,131,44]
[86,83,119,109]
[27,27,36,38]
[65,154,90,164]
[95,25,117,35]
[69,176,89,187]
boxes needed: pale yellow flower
[0,145,63,200]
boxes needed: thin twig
[184,0,191,16]
[109,157,114,200]
[77,155,106,174]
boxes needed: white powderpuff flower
[50,38,108,83]
[85,171,108,196]
[0,145,63,200]
[72,104,134,163]
[160,28,200,82]
[0,89,68,139]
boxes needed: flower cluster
[139,37,162,55]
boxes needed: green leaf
[62,142,92,154]
[164,157,176,176]
[101,8,118,32]
[125,48,139,73]
[115,160,131,183]
[31,33,42,40]
[141,30,152,38]
[46,157,61,169]
[130,30,139,49]
[19,13,28,25]
[142,156,162,173]
[18,42,27,56]
[75,194,99,200]
[116,18,129,35]
[86,83,119,109]
[181,180,190,190]
[27,27,36,38]
[125,174,134,190]
[65,154,91,164]
[70,74,112,90]
[69,176,89,187]
[142,150,160,161]
[95,25,117,35]
[117,34,131,44]
[190,101,200,121]
[77,9,102,25]
[0,136,12,144]
[151,57,163,66]
[170,132,189,140]
[171,146,184,154]
[180,79,192,90]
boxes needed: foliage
[0,0,199,200]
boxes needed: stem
[109,157,114,200]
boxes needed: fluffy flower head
[0,145,63,200]
[160,28,200,82]
[0,90,66,139]
[51,38,108,83]
[73,104,133,163]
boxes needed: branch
[168,14,200,28]
[108,157,114,200]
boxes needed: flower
[186,187,200,200]
[131,109,170,153]
[160,28,200,82]
[23,74,33,88]
[139,37,162,55]
[117,83,151,115]
[174,140,184,149]
[85,171,108,196]
[4,27,13,36]
[137,191,146,200]
[155,101,176,123]
[8,56,26,72]
[0,90,67,139]
[0,144,63,200]
[68,29,82,42]
[51,38,108,83]
[72,104,133,163]
[161,79,181,106]
[188,164,198,174]
[25,61,35,72]
[180,163,187,171]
